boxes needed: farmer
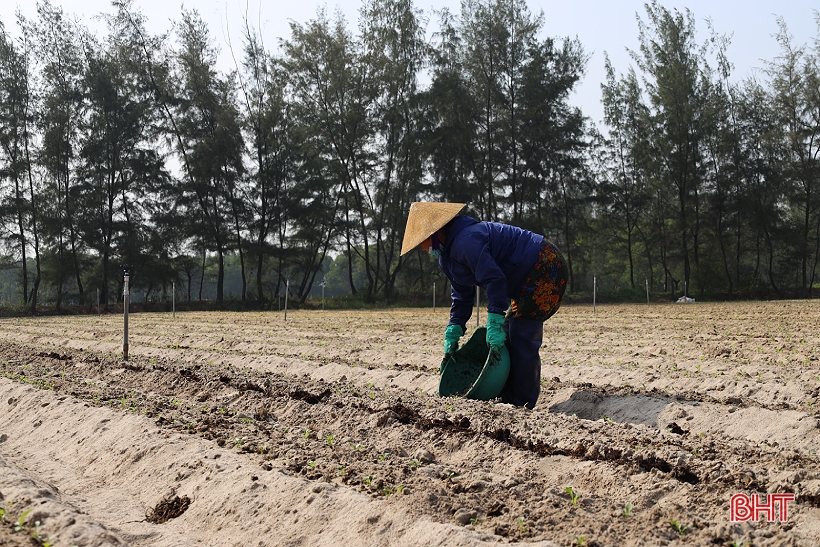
[400,202,568,409]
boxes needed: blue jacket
[439,216,543,328]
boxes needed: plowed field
[1,301,819,546]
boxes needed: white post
[593,275,597,314]
[123,270,130,361]
[284,279,289,321]
[475,286,480,327]
[433,282,436,311]
[645,278,649,304]
[172,282,176,318]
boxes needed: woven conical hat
[400,202,466,256]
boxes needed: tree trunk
[13,173,28,304]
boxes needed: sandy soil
[0,301,819,546]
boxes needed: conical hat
[400,202,466,256]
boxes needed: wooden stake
[593,275,597,314]
[123,271,130,360]
[284,279,289,321]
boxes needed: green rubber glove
[443,324,464,355]
[485,313,506,355]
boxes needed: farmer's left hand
[443,324,464,355]
[485,313,506,356]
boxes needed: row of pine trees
[1,0,819,311]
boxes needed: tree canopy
[1,0,819,311]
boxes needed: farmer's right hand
[443,324,464,355]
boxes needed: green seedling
[325,434,335,448]
[470,517,480,525]
[15,510,31,532]
[574,536,586,546]
[31,520,57,545]
[381,488,394,496]
[338,467,347,476]
[565,487,580,506]
[308,460,316,467]
[303,428,312,439]
[669,519,688,535]
[397,485,406,494]
[517,516,528,535]
[378,453,390,461]
[623,503,633,517]
[409,458,421,468]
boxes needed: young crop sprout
[623,503,633,517]
[565,487,580,506]
[14,510,31,532]
[669,519,688,535]
[517,516,528,535]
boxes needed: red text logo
[730,493,795,522]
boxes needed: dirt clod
[146,495,192,524]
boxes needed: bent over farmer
[400,202,568,409]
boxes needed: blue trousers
[500,318,544,409]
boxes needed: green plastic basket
[438,326,511,400]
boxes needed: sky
[1,0,818,126]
